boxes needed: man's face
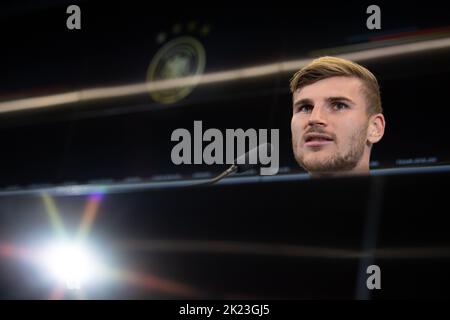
[291,76,371,175]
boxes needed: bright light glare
[40,241,102,290]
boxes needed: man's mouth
[304,133,334,147]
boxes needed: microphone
[199,143,272,185]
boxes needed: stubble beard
[295,126,368,174]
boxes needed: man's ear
[367,113,385,144]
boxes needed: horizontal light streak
[0,37,449,114]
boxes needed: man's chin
[301,162,334,173]
[299,155,362,175]
[301,153,330,165]
[298,154,340,173]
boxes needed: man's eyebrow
[294,96,356,107]
[327,96,355,104]
[293,98,313,107]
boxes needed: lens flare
[40,241,102,290]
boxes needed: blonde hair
[290,56,382,115]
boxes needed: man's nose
[307,105,327,127]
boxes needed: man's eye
[333,102,348,110]
[297,105,313,113]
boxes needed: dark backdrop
[0,0,449,188]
